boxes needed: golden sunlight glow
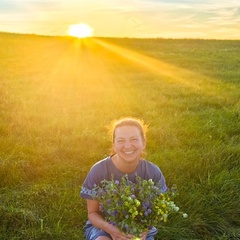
[93,39,217,92]
[68,23,93,38]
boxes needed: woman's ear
[142,140,146,150]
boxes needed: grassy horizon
[0,32,239,239]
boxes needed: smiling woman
[68,23,93,38]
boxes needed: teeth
[124,151,134,155]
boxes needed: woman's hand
[109,227,148,240]
[138,231,148,240]
[87,200,134,239]
[108,224,135,240]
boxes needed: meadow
[0,32,239,239]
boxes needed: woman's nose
[124,141,131,148]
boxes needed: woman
[80,117,168,240]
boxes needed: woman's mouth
[124,151,134,155]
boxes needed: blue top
[80,156,168,200]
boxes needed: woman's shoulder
[139,159,167,191]
[140,159,160,170]
[89,156,111,173]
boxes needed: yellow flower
[134,199,140,206]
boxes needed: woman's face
[113,125,146,163]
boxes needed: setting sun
[68,23,93,38]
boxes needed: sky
[0,0,240,39]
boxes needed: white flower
[174,206,180,211]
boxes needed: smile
[124,151,134,155]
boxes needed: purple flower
[143,201,150,210]
[111,210,119,216]
[147,209,152,214]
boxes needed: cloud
[0,0,64,14]
[0,0,24,12]
[0,0,239,39]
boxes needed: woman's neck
[111,154,140,174]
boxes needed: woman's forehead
[115,125,141,136]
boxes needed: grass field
[0,32,239,240]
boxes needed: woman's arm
[87,199,134,240]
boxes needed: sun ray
[92,38,227,98]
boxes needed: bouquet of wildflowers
[93,175,187,238]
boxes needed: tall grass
[0,32,239,239]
